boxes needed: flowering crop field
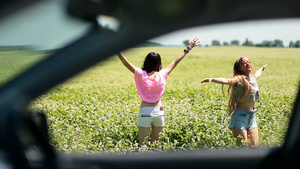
[3,47,299,153]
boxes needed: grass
[1,46,299,153]
[0,49,48,85]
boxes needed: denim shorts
[229,107,258,130]
[138,106,165,127]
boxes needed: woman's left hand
[188,37,200,48]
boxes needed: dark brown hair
[142,52,162,73]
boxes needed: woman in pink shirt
[118,37,200,147]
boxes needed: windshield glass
[1,0,300,155]
[29,17,300,153]
[0,0,91,86]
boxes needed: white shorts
[138,106,165,127]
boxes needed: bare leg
[248,128,259,147]
[231,128,249,147]
[151,125,163,143]
[138,126,150,146]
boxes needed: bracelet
[184,48,190,54]
[183,46,192,54]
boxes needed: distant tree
[242,38,253,46]
[183,40,189,46]
[223,42,229,46]
[262,41,273,47]
[295,40,300,48]
[289,41,295,47]
[273,39,284,47]
[231,40,240,46]
[255,43,264,47]
[248,42,254,46]
[212,40,221,46]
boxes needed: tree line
[183,39,300,48]
[100,24,300,48]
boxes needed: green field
[0,49,48,85]
[1,47,299,153]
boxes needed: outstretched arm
[117,52,136,73]
[254,64,267,79]
[166,37,200,75]
[201,78,231,85]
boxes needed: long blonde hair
[226,57,253,116]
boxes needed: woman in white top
[118,38,200,147]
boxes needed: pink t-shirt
[134,68,168,103]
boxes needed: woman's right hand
[201,78,232,85]
[201,78,212,83]
[117,52,136,73]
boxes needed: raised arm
[117,52,136,73]
[201,77,231,85]
[254,64,267,79]
[166,37,200,75]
